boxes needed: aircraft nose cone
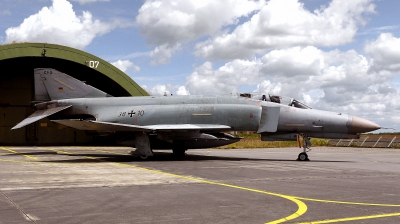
[348,116,381,134]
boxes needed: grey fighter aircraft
[12,68,381,161]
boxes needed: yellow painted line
[293,196,400,207]
[54,78,75,90]
[78,147,127,156]
[33,147,400,223]
[49,147,308,223]
[44,148,104,163]
[0,156,101,167]
[101,159,308,224]
[285,124,304,127]
[298,212,400,223]
[1,147,37,160]
[0,158,37,164]
[43,148,73,155]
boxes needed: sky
[1,0,400,132]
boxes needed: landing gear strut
[297,134,311,161]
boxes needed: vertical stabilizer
[35,71,51,101]
[34,68,112,101]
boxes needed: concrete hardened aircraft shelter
[0,43,148,145]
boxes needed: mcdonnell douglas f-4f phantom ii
[12,68,381,161]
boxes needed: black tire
[139,155,149,160]
[298,152,308,161]
[172,148,186,157]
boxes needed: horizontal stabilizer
[12,105,72,130]
[51,120,231,132]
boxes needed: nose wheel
[297,152,309,161]
[297,134,311,161]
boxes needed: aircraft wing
[51,120,231,132]
[51,120,150,132]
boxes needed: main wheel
[172,148,186,157]
[139,155,149,160]
[298,152,308,161]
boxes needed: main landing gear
[297,134,312,161]
[172,147,187,158]
[130,133,154,160]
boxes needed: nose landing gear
[297,134,311,161]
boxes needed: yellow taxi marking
[78,147,400,224]
[2,146,400,224]
[297,212,400,223]
[294,196,400,207]
[0,148,101,166]
[75,147,307,224]
[0,158,37,164]
[43,148,73,155]
[77,147,127,156]
[1,147,37,160]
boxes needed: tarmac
[0,146,400,224]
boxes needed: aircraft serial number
[118,110,144,117]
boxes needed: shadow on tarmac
[16,151,353,163]
[1,151,59,156]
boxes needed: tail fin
[34,68,112,101]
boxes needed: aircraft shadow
[1,151,59,156]
[34,151,352,163]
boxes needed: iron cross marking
[128,110,136,117]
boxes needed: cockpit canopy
[238,93,312,109]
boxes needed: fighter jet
[12,68,380,161]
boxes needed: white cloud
[359,25,399,35]
[185,60,261,95]
[142,84,172,96]
[195,0,375,60]
[183,45,399,127]
[254,80,282,95]
[176,86,190,95]
[71,0,109,4]
[124,51,151,60]
[132,65,141,73]
[185,46,327,96]
[111,60,140,73]
[365,33,400,73]
[0,9,11,16]
[141,84,189,96]
[149,44,180,65]
[136,0,264,64]
[5,0,115,49]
